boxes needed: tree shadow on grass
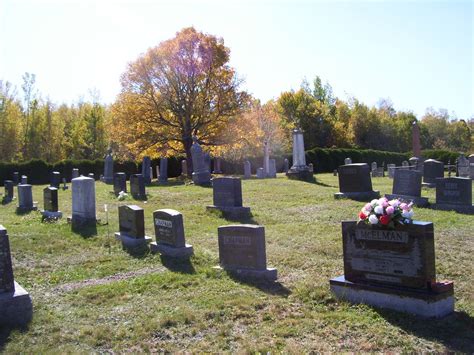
[226,272,291,297]
[150,180,186,187]
[377,309,474,352]
[160,255,196,274]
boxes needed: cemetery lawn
[1,174,473,353]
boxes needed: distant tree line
[0,28,471,164]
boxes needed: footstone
[50,171,61,188]
[217,224,277,281]
[0,226,33,326]
[385,169,428,206]
[206,177,250,218]
[113,172,127,196]
[335,163,380,201]
[130,174,146,199]
[243,161,251,179]
[17,184,36,212]
[141,156,152,185]
[286,128,313,181]
[432,177,473,214]
[114,205,151,249]
[158,158,168,184]
[329,221,454,318]
[70,176,96,227]
[3,180,14,202]
[423,159,444,188]
[150,209,193,258]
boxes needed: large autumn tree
[111,27,249,170]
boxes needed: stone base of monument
[16,206,38,213]
[114,232,152,248]
[206,205,251,219]
[0,281,33,327]
[286,168,314,182]
[41,210,63,220]
[330,275,454,318]
[214,266,278,281]
[150,242,194,258]
[334,191,380,201]
[67,216,97,228]
[385,194,429,207]
[431,203,474,214]
[192,171,212,186]
[422,182,436,188]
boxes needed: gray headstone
[204,153,211,172]
[344,157,352,165]
[190,135,211,185]
[387,164,396,178]
[71,176,96,227]
[423,159,444,187]
[130,174,146,199]
[470,163,474,179]
[103,152,114,184]
[243,161,251,179]
[181,159,187,176]
[457,154,469,178]
[3,180,14,202]
[20,176,27,184]
[50,171,61,188]
[286,128,312,181]
[12,172,19,186]
[371,162,377,171]
[141,156,151,185]
[17,184,34,211]
[159,158,168,183]
[217,224,277,280]
[113,172,127,196]
[268,159,277,178]
[213,157,223,174]
[283,158,289,173]
[469,154,474,164]
[88,173,95,180]
[256,168,265,179]
[392,169,422,197]
[72,168,79,180]
[43,186,58,212]
[409,157,420,170]
[402,161,409,169]
[335,163,380,200]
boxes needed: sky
[0,0,473,119]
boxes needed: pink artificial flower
[378,198,388,207]
[386,206,395,215]
[400,203,408,211]
[364,203,372,212]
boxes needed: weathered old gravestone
[344,157,352,165]
[101,150,114,184]
[283,158,289,173]
[20,175,27,184]
[243,160,251,179]
[130,174,146,199]
[70,176,96,228]
[3,180,14,203]
[41,187,62,220]
[216,224,277,281]
[329,221,454,317]
[12,172,19,186]
[385,169,428,206]
[335,164,380,201]
[88,173,95,180]
[256,168,265,179]
[372,167,384,178]
[432,177,473,214]
[115,205,151,248]
[387,164,396,178]
[181,159,187,177]
[263,140,270,178]
[72,168,79,180]
[402,161,409,169]
[0,226,33,326]
[191,135,211,186]
[159,157,168,184]
[113,172,127,196]
[141,156,151,185]
[409,156,421,171]
[423,159,444,188]
[207,177,251,218]
[469,154,474,179]
[286,128,313,181]
[371,162,377,172]
[150,209,194,258]
[213,157,223,174]
[457,154,470,178]
[17,184,36,212]
[50,171,61,188]
[268,159,277,178]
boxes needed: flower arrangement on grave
[117,191,128,201]
[358,197,414,228]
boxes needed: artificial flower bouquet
[358,197,414,228]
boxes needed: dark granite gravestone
[335,163,380,201]
[213,157,223,174]
[12,172,19,186]
[432,177,473,214]
[72,168,79,180]
[385,169,428,206]
[150,209,193,258]
[130,174,146,200]
[329,221,454,318]
[159,157,168,184]
[206,177,251,218]
[115,205,151,248]
[17,184,36,212]
[422,159,444,188]
[3,180,14,203]
[41,187,62,220]
[20,175,27,184]
[102,151,114,184]
[50,171,61,188]
[216,224,277,281]
[113,172,127,196]
[283,158,289,173]
[88,173,95,180]
[141,156,152,185]
[0,226,33,326]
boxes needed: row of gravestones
[336,163,473,213]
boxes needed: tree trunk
[183,135,193,178]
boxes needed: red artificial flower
[359,211,367,220]
[379,214,391,225]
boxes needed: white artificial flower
[374,206,384,214]
[369,214,379,224]
[402,210,414,219]
[370,199,378,206]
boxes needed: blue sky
[0,0,472,118]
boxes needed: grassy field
[1,173,473,352]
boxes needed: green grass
[1,174,473,352]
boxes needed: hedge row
[0,149,466,185]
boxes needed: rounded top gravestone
[71,176,96,223]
